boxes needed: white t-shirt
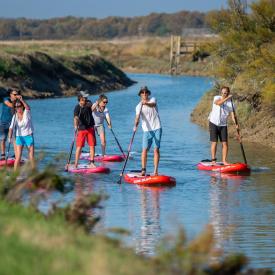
[93,107,109,126]
[136,97,161,132]
[10,109,34,136]
[208,95,234,126]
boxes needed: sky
[0,0,231,19]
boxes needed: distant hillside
[0,11,208,40]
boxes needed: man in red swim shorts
[74,91,96,168]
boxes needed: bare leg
[74,146,82,168]
[27,145,35,169]
[153,148,160,175]
[141,149,148,176]
[0,139,5,158]
[14,145,23,171]
[89,146,96,168]
[211,142,217,163]
[222,142,229,165]
[13,139,17,159]
[100,132,106,156]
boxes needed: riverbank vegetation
[191,0,275,149]
[0,164,272,275]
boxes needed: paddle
[105,118,126,158]
[65,127,78,171]
[5,112,16,166]
[230,98,248,164]
[117,104,143,184]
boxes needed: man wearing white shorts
[134,86,162,176]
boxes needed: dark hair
[220,86,230,93]
[98,94,108,103]
[77,95,87,102]
[138,86,151,96]
[13,100,25,111]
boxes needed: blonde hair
[98,94,108,103]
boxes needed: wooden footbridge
[170,35,199,75]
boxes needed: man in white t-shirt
[208,86,238,165]
[134,86,162,176]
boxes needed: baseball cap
[79,91,89,98]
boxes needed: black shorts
[209,122,228,142]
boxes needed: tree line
[0,10,208,40]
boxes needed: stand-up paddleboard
[80,153,124,162]
[197,161,250,173]
[124,171,176,186]
[67,164,110,174]
[0,158,25,167]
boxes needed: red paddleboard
[0,158,25,167]
[197,161,250,173]
[124,172,176,186]
[80,153,124,162]
[67,164,110,174]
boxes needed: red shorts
[76,128,96,147]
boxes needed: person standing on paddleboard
[8,95,35,170]
[92,94,112,157]
[134,86,162,176]
[0,88,19,160]
[208,86,238,165]
[74,91,97,169]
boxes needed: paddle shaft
[104,117,126,158]
[231,98,247,164]
[117,104,143,184]
[110,128,126,158]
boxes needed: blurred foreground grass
[0,163,271,275]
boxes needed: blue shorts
[0,123,9,141]
[142,128,162,150]
[16,135,34,146]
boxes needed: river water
[23,73,275,270]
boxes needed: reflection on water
[136,188,161,255]
[23,73,275,270]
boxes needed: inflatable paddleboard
[197,161,250,173]
[67,164,110,174]
[124,172,176,186]
[0,158,25,167]
[80,153,124,162]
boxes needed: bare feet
[223,161,230,165]
[153,171,158,176]
[141,168,146,176]
[211,158,217,165]
[89,161,96,168]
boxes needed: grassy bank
[0,37,213,76]
[0,41,134,99]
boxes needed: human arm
[91,101,98,111]
[214,95,233,106]
[16,95,30,110]
[142,97,156,107]
[4,98,13,108]
[105,113,112,128]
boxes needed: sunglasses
[11,93,18,96]
[103,101,108,104]
[140,91,149,94]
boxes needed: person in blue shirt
[0,88,19,160]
